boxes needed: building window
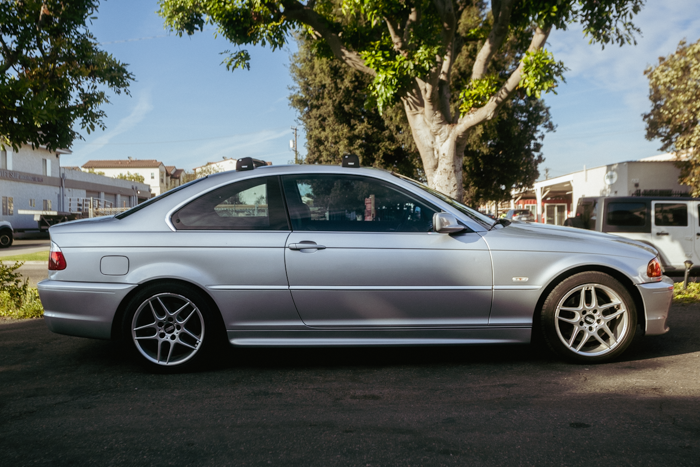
[43,199,52,211]
[29,199,35,207]
[151,172,155,179]
[0,150,6,169]
[2,197,13,215]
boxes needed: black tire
[122,283,218,371]
[0,229,13,248]
[541,272,637,363]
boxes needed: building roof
[170,168,184,179]
[165,165,176,176]
[82,159,164,169]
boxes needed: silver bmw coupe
[38,159,673,369]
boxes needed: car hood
[482,221,658,258]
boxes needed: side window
[606,202,646,226]
[281,174,437,232]
[655,203,688,227]
[172,176,288,230]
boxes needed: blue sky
[65,0,700,180]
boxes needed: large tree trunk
[402,95,469,201]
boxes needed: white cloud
[79,90,154,159]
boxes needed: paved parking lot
[1,303,699,466]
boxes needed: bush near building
[0,261,43,319]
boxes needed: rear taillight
[647,257,662,278]
[48,242,66,271]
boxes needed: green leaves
[362,38,440,114]
[518,48,567,98]
[459,76,500,116]
[643,38,700,194]
[0,0,133,152]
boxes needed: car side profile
[38,160,673,370]
[504,209,535,222]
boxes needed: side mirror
[433,212,465,234]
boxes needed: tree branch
[471,0,516,81]
[384,16,406,53]
[403,8,419,44]
[457,26,552,137]
[282,0,375,76]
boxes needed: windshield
[115,177,206,220]
[391,173,496,229]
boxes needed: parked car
[505,209,536,222]
[38,160,673,370]
[574,196,700,275]
[0,220,13,248]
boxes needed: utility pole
[290,126,299,164]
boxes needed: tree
[0,0,133,152]
[115,171,146,183]
[643,38,700,194]
[289,31,552,205]
[159,0,643,199]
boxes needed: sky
[64,0,700,180]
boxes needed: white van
[573,196,699,275]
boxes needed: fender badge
[512,277,529,282]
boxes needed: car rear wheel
[541,272,637,362]
[0,229,13,248]
[124,284,215,370]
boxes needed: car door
[651,200,693,268]
[281,173,493,328]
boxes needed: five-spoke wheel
[541,272,637,362]
[124,284,214,369]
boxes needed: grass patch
[0,250,49,262]
[0,260,44,319]
[673,282,700,304]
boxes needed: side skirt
[227,327,531,347]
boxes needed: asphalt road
[1,304,699,466]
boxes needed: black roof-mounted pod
[236,157,269,171]
[342,154,360,168]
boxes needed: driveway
[1,304,698,466]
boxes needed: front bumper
[38,280,136,339]
[637,276,673,336]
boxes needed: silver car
[38,161,673,370]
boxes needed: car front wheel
[124,284,214,370]
[541,272,637,362]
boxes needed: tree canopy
[289,32,552,205]
[643,37,700,193]
[0,0,133,152]
[160,0,643,199]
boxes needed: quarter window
[172,176,288,230]
[655,203,687,227]
[606,202,646,226]
[281,174,437,232]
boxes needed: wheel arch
[532,265,646,338]
[110,278,226,341]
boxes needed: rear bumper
[637,276,673,336]
[38,280,136,339]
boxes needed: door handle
[288,242,327,250]
[656,232,669,236]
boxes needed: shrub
[0,260,44,319]
[673,282,700,304]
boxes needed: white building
[1,145,151,231]
[512,153,691,225]
[193,158,237,177]
[81,158,183,196]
